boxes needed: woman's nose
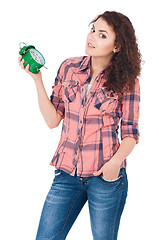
[89,34,95,42]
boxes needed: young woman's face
[85,17,117,59]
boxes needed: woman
[18,11,141,240]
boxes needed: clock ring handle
[19,42,27,49]
[20,45,36,56]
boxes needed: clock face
[30,49,44,65]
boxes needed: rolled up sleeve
[120,78,140,144]
[50,61,66,119]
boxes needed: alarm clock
[19,42,46,74]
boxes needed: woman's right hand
[18,55,42,82]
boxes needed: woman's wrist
[110,156,123,166]
[33,74,43,87]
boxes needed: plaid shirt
[50,56,140,177]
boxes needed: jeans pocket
[54,169,64,179]
[98,168,124,185]
[100,174,123,183]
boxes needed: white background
[0,0,158,239]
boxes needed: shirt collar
[77,55,91,72]
[76,55,113,74]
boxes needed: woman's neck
[90,56,112,75]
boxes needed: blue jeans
[36,168,128,240]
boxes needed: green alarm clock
[19,42,46,74]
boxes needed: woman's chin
[85,48,93,57]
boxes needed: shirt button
[78,136,81,139]
[75,151,77,155]
[90,91,93,94]
[80,120,82,123]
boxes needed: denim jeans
[36,167,128,240]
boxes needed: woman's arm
[110,137,136,165]
[18,56,62,128]
[34,77,62,128]
[93,137,136,180]
[93,78,141,180]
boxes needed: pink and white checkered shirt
[50,56,140,177]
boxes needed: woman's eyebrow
[92,24,108,34]
[99,30,108,34]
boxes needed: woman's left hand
[93,158,121,181]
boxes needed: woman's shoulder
[61,55,88,67]
[57,56,89,76]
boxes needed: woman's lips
[88,42,95,48]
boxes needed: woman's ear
[113,46,120,53]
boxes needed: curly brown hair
[89,11,142,101]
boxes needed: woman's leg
[87,168,128,240]
[36,169,87,240]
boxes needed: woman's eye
[91,28,95,33]
[99,33,106,39]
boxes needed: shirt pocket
[62,80,79,103]
[94,88,119,114]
